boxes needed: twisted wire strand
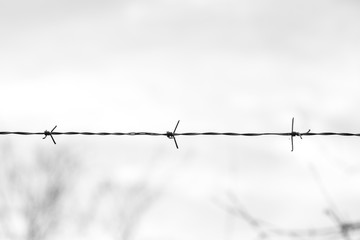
[0,131,166,136]
[1,118,360,150]
[1,131,360,137]
[176,132,360,136]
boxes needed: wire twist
[166,120,180,149]
[43,125,57,144]
[290,118,311,152]
[1,118,360,151]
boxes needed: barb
[290,117,311,152]
[43,125,57,144]
[166,120,180,149]
[1,118,360,150]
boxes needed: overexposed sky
[1,0,360,239]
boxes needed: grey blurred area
[1,0,360,239]
[0,142,170,240]
[0,143,77,240]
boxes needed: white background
[1,0,360,239]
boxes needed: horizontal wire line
[1,119,360,150]
[1,132,360,136]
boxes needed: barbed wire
[1,118,360,151]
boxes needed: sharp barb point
[174,120,180,133]
[291,118,295,152]
[5,118,360,151]
[173,137,179,149]
[43,125,57,144]
[166,121,181,149]
[50,135,56,144]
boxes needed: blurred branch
[308,164,360,240]
[84,180,161,240]
[0,146,78,240]
[215,192,360,240]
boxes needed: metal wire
[1,118,360,150]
